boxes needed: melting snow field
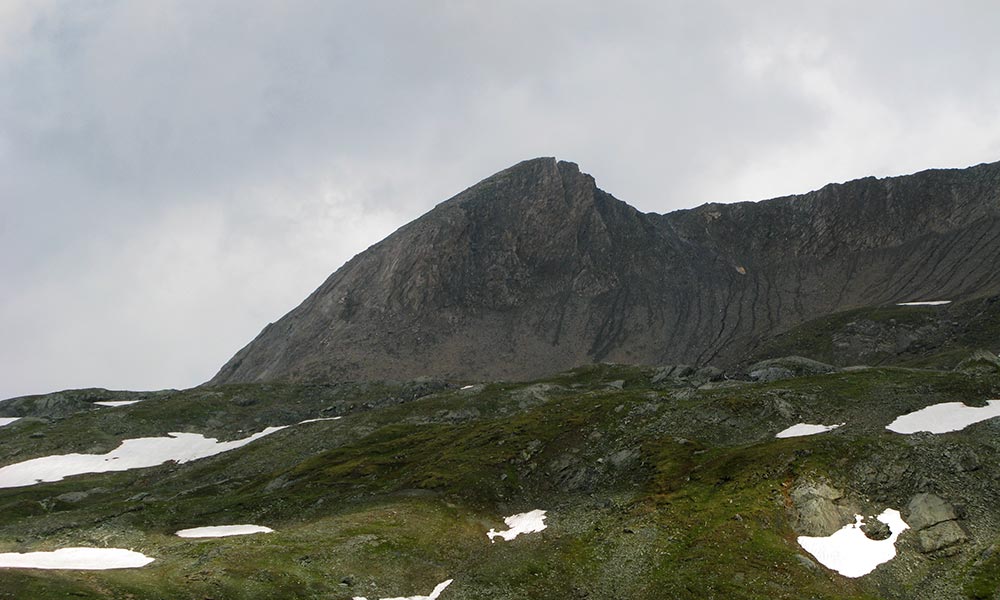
[175,525,273,538]
[297,417,342,424]
[487,510,547,542]
[94,400,142,407]
[776,423,844,438]
[886,400,1000,434]
[798,509,909,578]
[354,579,453,600]
[0,548,155,570]
[896,300,951,306]
[0,426,288,489]
[0,417,19,428]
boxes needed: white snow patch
[175,524,273,538]
[460,385,475,390]
[896,300,951,306]
[353,579,453,600]
[775,423,844,438]
[298,417,342,425]
[798,509,908,578]
[0,426,288,489]
[886,400,1000,434]
[0,547,154,570]
[94,400,142,407]
[487,509,547,542]
[0,417,19,428]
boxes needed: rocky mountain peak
[210,158,1000,385]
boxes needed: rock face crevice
[210,157,1000,384]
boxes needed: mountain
[211,157,1000,385]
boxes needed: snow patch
[798,509,908,578]
[0,417,19,428]
[353,579,453,600]
[298,417,342,425]
[175,525,274,538]
[0,548,154,570]
[776,423,844,438]
[887,400,1000,434]
[0,426,288,489]
[94,401,142,407]
[460,385,475,390]
[487,509,547,542]
[896,300,951,306]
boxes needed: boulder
[861,517,892,540]
[907,493,958,531]
[651,365,695,385]
[749,366,795,383]
[693,366,725,383]
[796,498,848,536]
[792,481,854,536]
[791,482,843,504]
[917,520,967,553]
[906,493,968,553]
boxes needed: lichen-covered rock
[792,481,856,536]
[905,493,968,553]
[791,482,843,504]
[917,520,967,553]
[907,493,959,531]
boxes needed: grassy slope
[744,296,1000,370]
[0,366,998,599]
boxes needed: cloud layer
[3,1,1000,398]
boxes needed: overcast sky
[3,1,999,399]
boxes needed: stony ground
[1,361,999,599]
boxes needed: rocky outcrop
[651,365,696,385]
[748,356,837,382]
[0,388,174,419]
[791,480,858,537]
[954,349,1000,375]
[210,158,1000,385]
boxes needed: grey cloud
[3,1,1000,398]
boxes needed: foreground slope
[1,363,999,599]
[211,158,1000,385]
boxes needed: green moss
[964,545,1000,599]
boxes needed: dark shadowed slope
[211,158,1000,384]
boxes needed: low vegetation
[1,364,998,598]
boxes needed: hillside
[2,361,999,598]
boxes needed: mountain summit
[211,157,1000,384]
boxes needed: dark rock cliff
[210,157,1000,384]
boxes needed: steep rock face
[211,157,1000,384]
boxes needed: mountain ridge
[211,157,1000,385]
